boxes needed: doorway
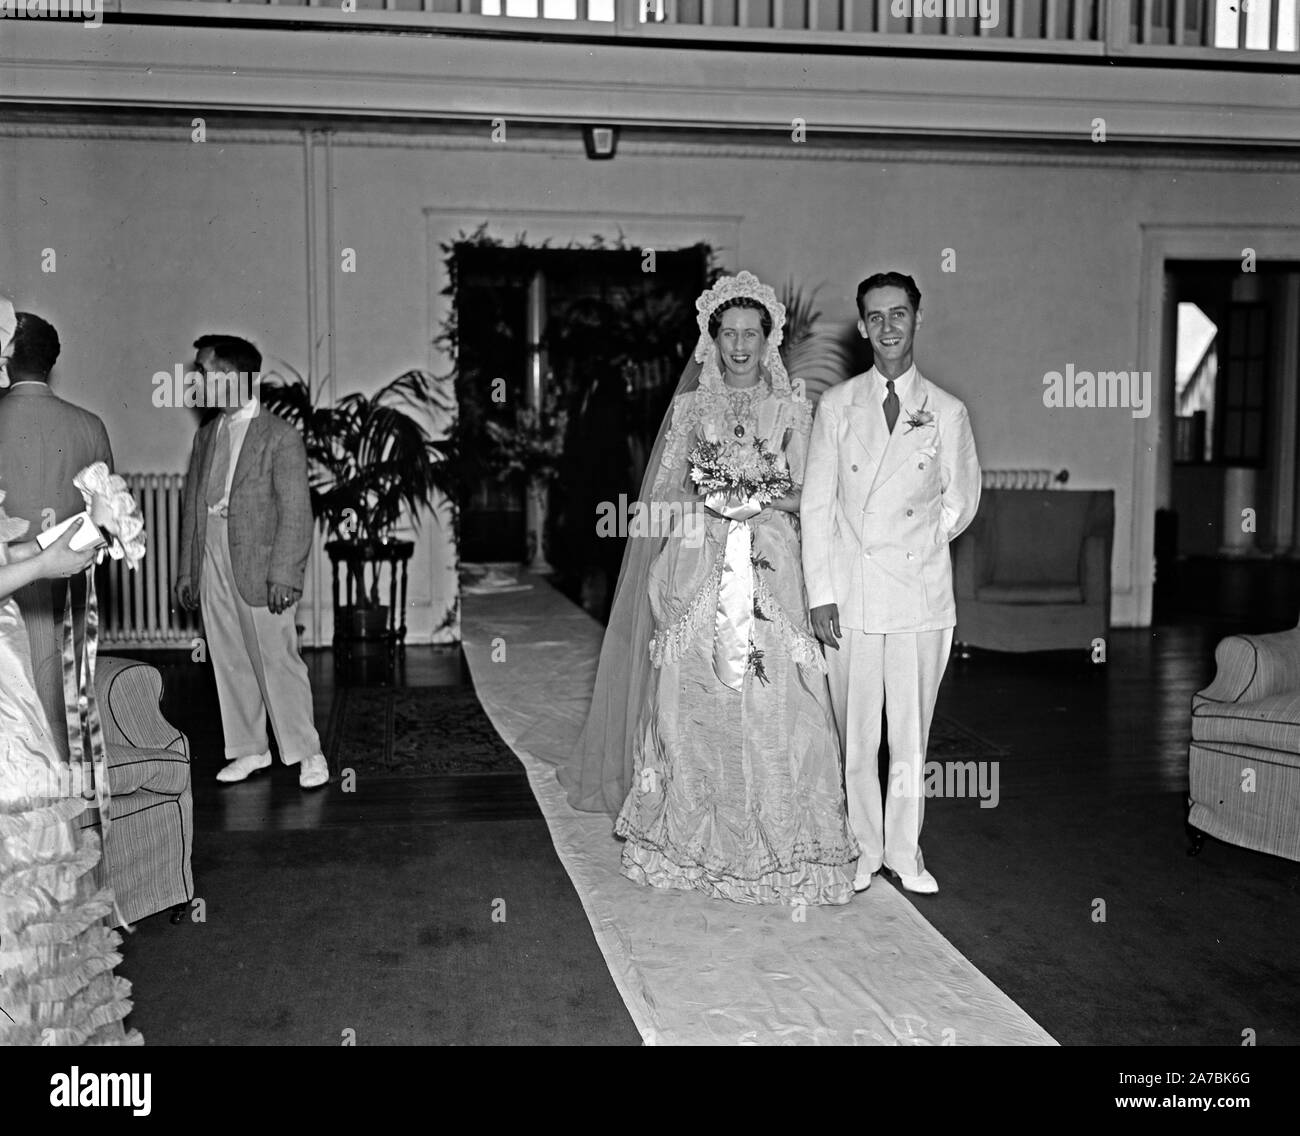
[453,242,710,618]
[1157,258,1300,626]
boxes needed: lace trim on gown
[752,557,826,674]
[650,392,705,500]
[648,549,725,668]
[621,844,854,906]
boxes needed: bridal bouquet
[688,436,793,506]
[72,462,147,569]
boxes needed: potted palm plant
[260,367,455,659]
[777,279,857,399]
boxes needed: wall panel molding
[3,123,1300,174]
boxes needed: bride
[561,271,858,905]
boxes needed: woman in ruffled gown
[562,272,859,905]
[0,298,142,1046]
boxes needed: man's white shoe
[298,754,329,790]
[894,869,939,895]
[216,753,272,783]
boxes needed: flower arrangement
[73,462,147,568]
[688,436,793,505]
[484,396,569,484]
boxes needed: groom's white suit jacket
[801,367,981,633]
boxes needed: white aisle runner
[461,575,1056,1046]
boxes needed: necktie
[883,378,900,434]
[206,417,231,506]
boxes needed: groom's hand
[267,583,302,614]
[810,603,841,649]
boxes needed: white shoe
[298,753,329,790]
[216,753,272,783]
[893,869,939,895]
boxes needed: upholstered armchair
[78,656,194,925]
[953,489,1114,654]
[1188,619,1300,862]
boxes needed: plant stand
[326,538,414,682]
[524,478,553,574]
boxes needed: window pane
[1242,411,1264,461]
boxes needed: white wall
[4,124,1300,633]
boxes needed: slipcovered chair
[953,489,1114,654]
[77,656,194,925]
[1188,619,1300,862]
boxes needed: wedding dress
[562,272,858,905]
[0,386,142,1041]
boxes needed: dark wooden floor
[106,600,1299,1046]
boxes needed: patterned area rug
[325,686,525,777]
[326,684,1005,779]
[927,715,1009,760]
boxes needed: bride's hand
[38,518,104,579]
[705,492,761,522]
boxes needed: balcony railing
[97,0,1300,60]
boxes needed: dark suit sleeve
[93,416,114,472]
[268,427,314,592]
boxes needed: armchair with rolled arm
[77,655,194,925]
[1188,618,1300,862]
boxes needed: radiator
[981,468,1070,491]
[98,473,199,649]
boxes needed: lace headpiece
[693,271,791,396]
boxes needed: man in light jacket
[176,334,328,789]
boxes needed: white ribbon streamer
[706,492,761,691]
[714,519,754,692]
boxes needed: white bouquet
[73,462,147,568]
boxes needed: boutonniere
[904,398,934,433]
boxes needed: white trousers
[825,627,954,877]
[200,514,321,764]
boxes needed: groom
[801,272,980,895]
